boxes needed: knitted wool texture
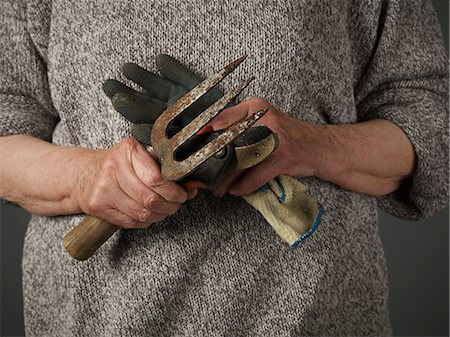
[1,0,448,336]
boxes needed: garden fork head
[151,55,269,181]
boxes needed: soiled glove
[244,175,323,248]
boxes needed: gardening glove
[103,55,323,247]
[244,175,323,249]
[103,54,224,145]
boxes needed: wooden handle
[64,215,119,261]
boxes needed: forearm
[0,135,94,216]
[316,119,417,196]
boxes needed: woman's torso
[23,1,391,336]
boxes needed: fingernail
[188,190,198,200]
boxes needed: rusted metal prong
[151,55,247,147]
[171,77,254,150]
[151,55,264,182]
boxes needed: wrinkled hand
[73,137,190,229]
[210,97,326,197]
[212,96,419,197]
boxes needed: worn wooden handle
[64,215,119,261]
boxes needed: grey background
[0,1,449,336]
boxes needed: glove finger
[132,123,180,145]
[103,79,138,99]
[131,123,153,145]
[122,63,176,101]
[156,54,223,104]
[111,92,166,123]
[156,54,203,90]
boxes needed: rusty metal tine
[171,77,254,150]
[151,55,247,148]
[161,108,269,181]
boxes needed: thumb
[228,156,280,196]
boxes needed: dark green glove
[103,55,238,190]
[103,54,224,145]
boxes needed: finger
[103,79,138,99]
[156,54,203,90]
[114,158,181,215]
[208,102,250,130]
[187,189,198,200]
[212,170,245,198]
[99,208,165,229]
[131,143,188,203]
[109,190,172,226]
[122,63,174,101]
[97,208,148,229]
[92,178,155,225]
[181,180,206,193]
[209,98,275,131]
[108,185,153,223]
[228,158,280,196]
[111,92,166,123]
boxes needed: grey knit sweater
[1,0,448,336]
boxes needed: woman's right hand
[73,137,189,229]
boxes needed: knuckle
[81,203,103,216]
[144,194,159,209]
[115,137,139,156]
[87,200,101,213]
[84,196,103,214]
[120,136,138,149]
[80,182,112,216]
[329,160,346,178]
[121,219,137,229]
[101,155,118,173]
[145,172,166,189]
[136,210,151,223]
[85,182,110,213]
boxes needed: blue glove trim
[260,183,270,192]
[260,178,287,203]
[289,204,324,250]
[274,176,287,203]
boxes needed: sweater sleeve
[353,0,449,220]
[0,0,58,141]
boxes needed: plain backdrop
[0,1,449,336]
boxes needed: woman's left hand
[209,97,416,197]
